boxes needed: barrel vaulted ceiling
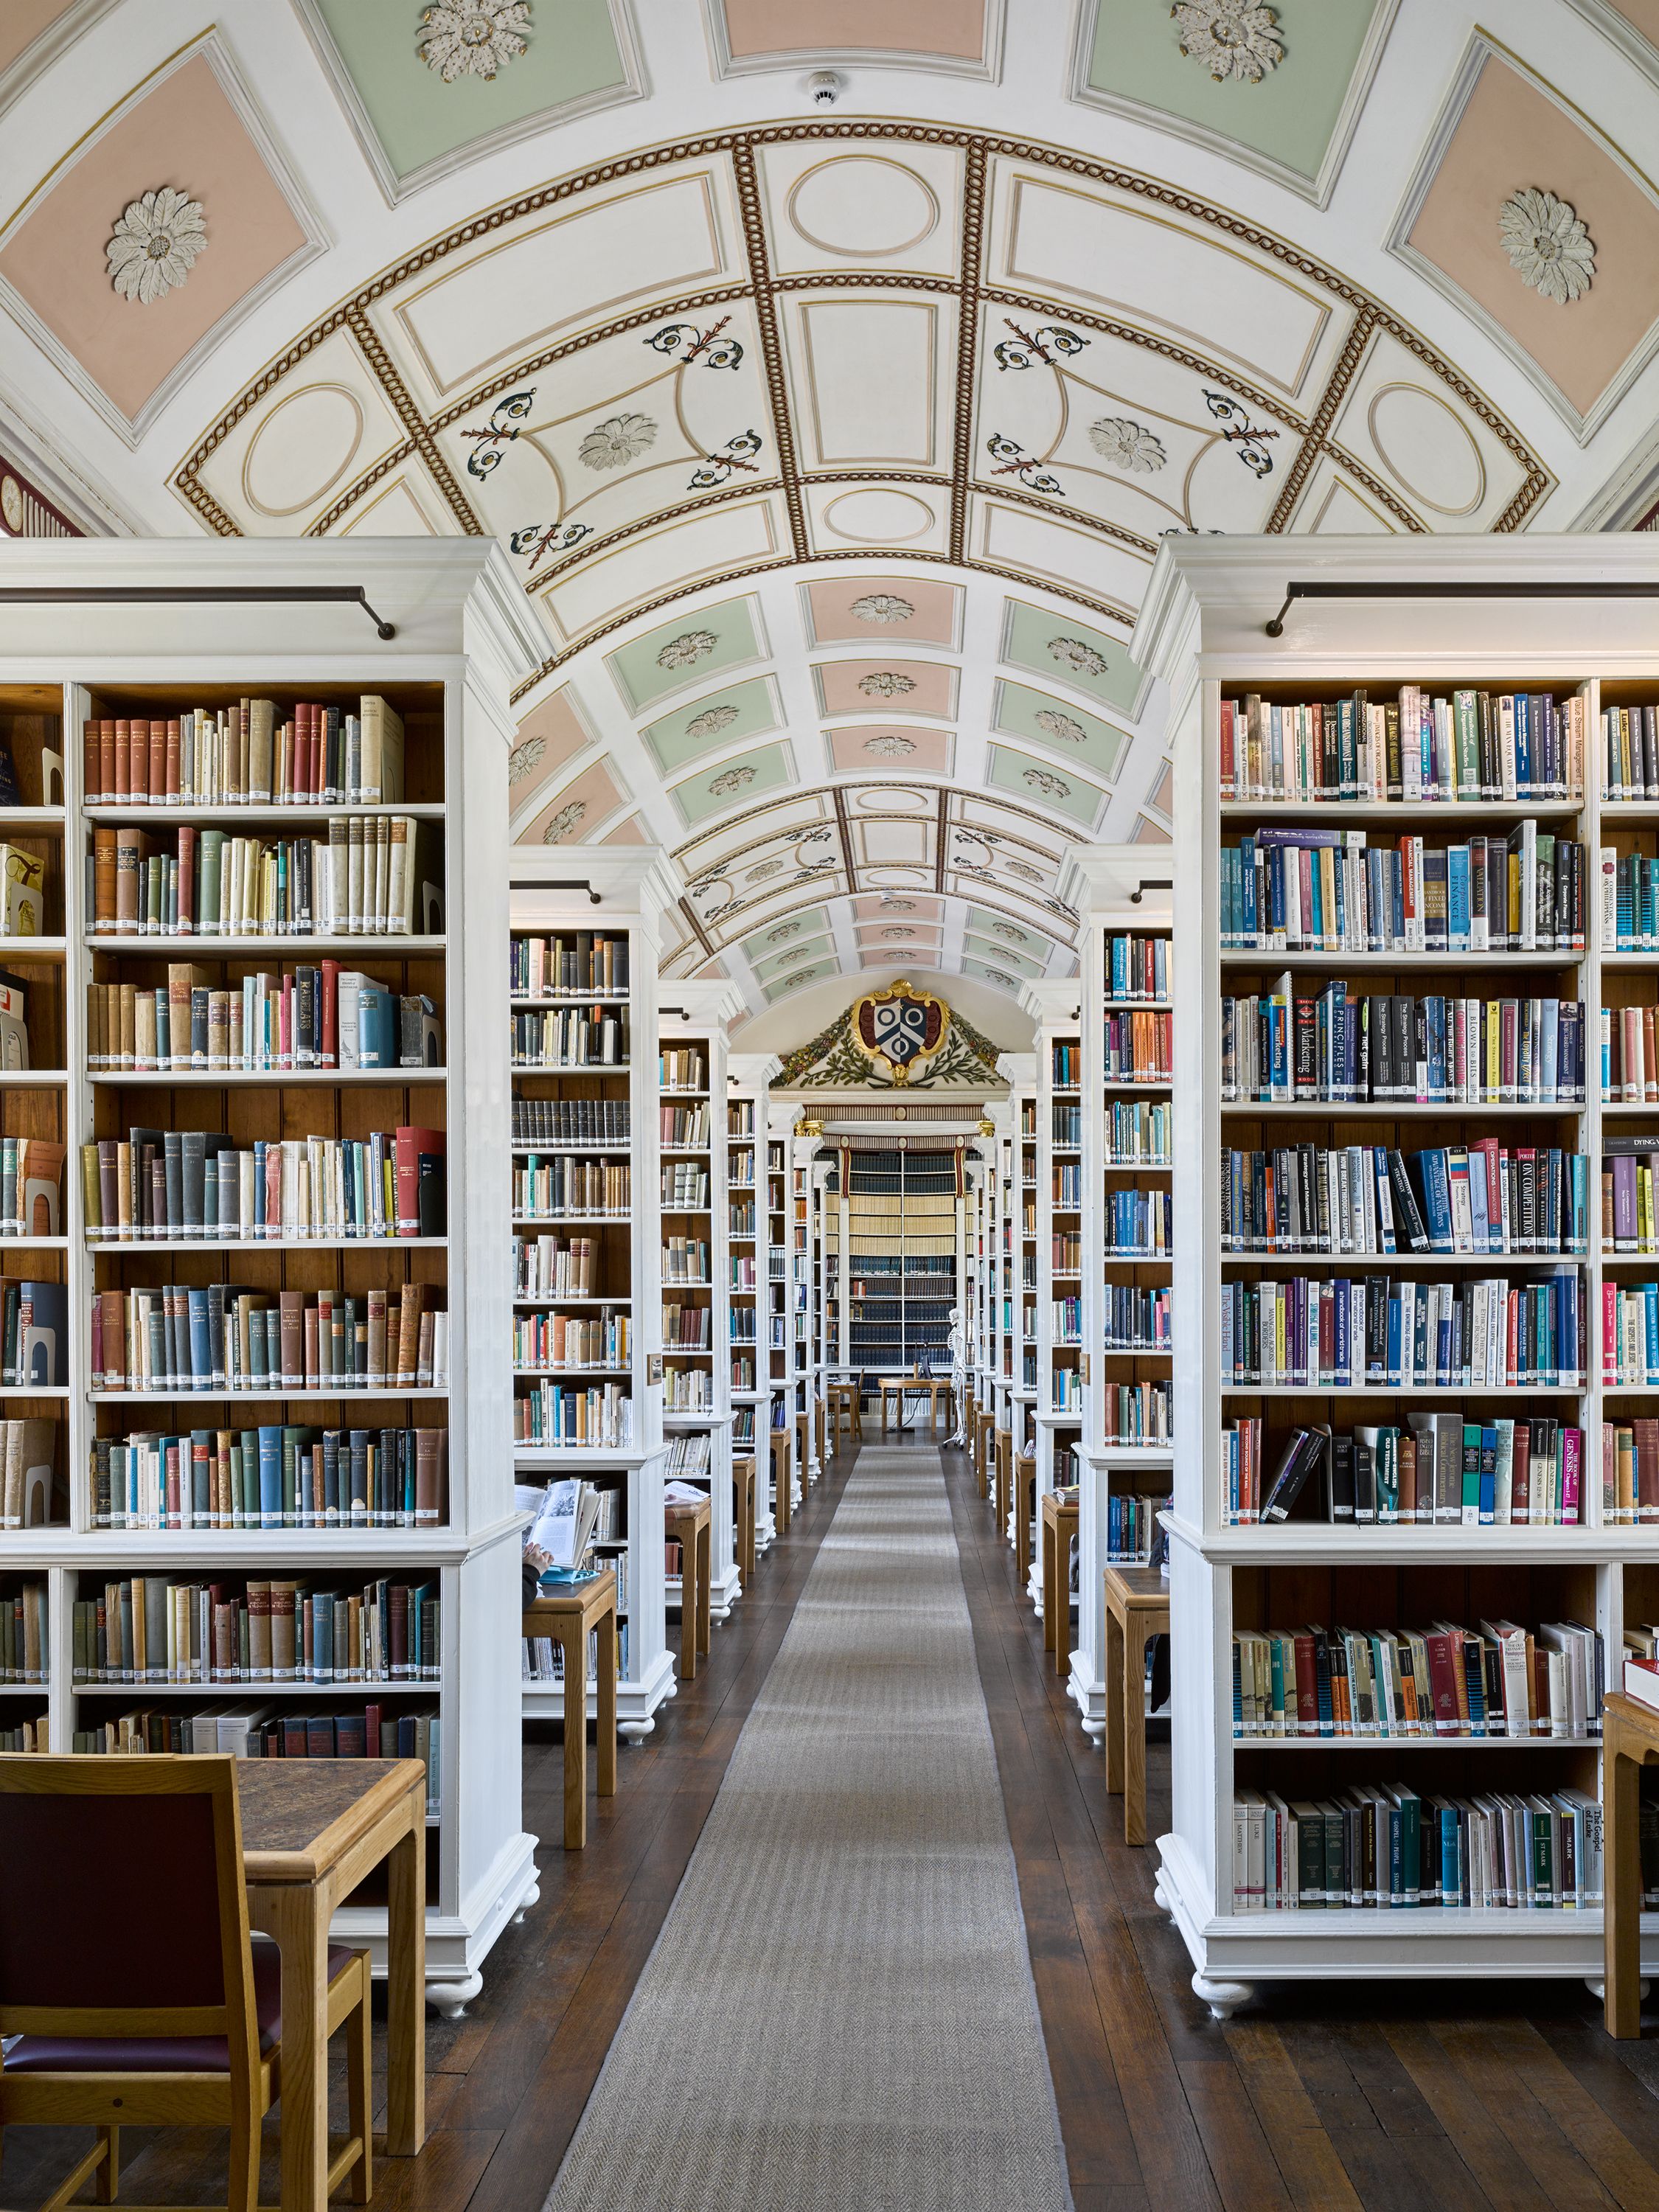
[4,1,1659,1018]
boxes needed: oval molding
[1364,382,1486,519]
[241,383,367,520]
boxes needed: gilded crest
[849,978,948,1088]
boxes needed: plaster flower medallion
[992,922,1028,942]
[851,593,914,625]
[779,945,812,962]
[767,922,802,943]
[882,926,917,939]
[1048,636,1108,677]
[685,703,739,740]
[1089,416,1167,474]
[1171,0,1284,83]
[507,734,546,787]
[864,734,917,757]
[858,672,915,698]
[657,630,717,671]
[578,412,657,470]
[417,0,531,80]
[1007,860,1043,882]
[106,187,207,305]
[745,860,783,883]
[1498,188,1596,305]
[1034,709,1087,745]
[709,766,755,796]
[540,800,586,845]
[878,897,917,912]
[1024,768,1073,800]
[984,970,1019,990]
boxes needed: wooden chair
[0,1753,372,2212]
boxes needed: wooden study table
[1102,1565,1170,1846]
[1604,1690,1659,2035]
[1040,1492,1079,1678]
[523,1569,619,1846]
[239,1756,426,2212]
[878,1374,955,1439]
[667,1495,712,1680]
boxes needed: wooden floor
[12,1439,1659,2211]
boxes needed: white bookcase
[1065,851,1177,1742]
[511,850,678,1739]
[1029,992,1082,1605]
[728,1054,778,1550]
[1142,533,1659,2012]
[0,540,541,2014]
[658,981,744,1618]
[997,1054,1039,1562]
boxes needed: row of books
[1603,1285,1659,1381]
[72,1576,440,1683]
[512,1307,627,1371]
[509,933,629,998]
[512,1097,629,1144]
[1219,1271,1583,1391]
[663,1303,712,1349]
[1106,1102,1172,1163]
[664,1433,712,1478]
[1219,688,1582,805]
[511,1157,628,1220]
[0,1580,46,1679]
[1052,1164,1082,1209]
[662,1238,710,1283]
[1102,1285,1172,1349]
[1605,849,1659,950]
[87,971,440,1073]
[88,1425,449,1531]
[0,1279,65,1388]
[1231,1787,1601,1913]
[512,1382,631,1450]
[1607,1141,1659,1248]
[1222,985,1586,1106]
[1053,1103,1082,1146]
[511,1008,627,1068]
[0,1719,44,1752]
[658,1050,706,1090]
[728,1202,756,1237]
[1106,933,1169,1001]
[91,1283,447,1395]
[0,1420,59,1530]
[1219,1143,1587,1257]
[73,1703,439,1801]
[1602,705,1659,800]
[82,696,406,808]
[1105,1492,1160,1562]
[1050,1043,1080,1088]
[661,1105,712,1147]
[1232,1619,1602,1742]
[522,1626,630,1686]
[1102,1382,1172,1444]
[1221,1414,1582,1526]
[1606,1004,1659,1099]
[0,1136,65,1237]
[80,1125,446,1242]
[1102,1009,1172,1083]
[89,819,440,937]
[513,1234,607,1300]
[663,1369,714,1411]
[1101,1189,1172,1254]
[1220,824,1585,953]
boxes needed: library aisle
[543,1441,1071,2212]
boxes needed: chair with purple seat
[0,1753,373,2211]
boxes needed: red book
[394,1125,445,1238]
[165,719,181,803]
[1292,1632,1318,1734]
[112,718,130,801]
[1511,1422,1530,1522]
[128,718,147,802]
[1425,1631,1461,1734]
[265,1144,282,1234]
[83,719,102,805]
[294,703,311,801]
[147,720,166,801]
[177,825,196,934]
[320,959,339,1068]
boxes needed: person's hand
[524,1542,554,1576]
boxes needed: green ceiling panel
[964,933,1043,977]
[1001,599,1144,717]
[764,960,835,1002]
[606,598,764,714]
[671,742,794,825]
[967,905,1045,953]
[986,744,1106,828]
[749,933,835,983]
[994,681,1128,782]
[644,678,780,775]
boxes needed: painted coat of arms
[852,979,947,1085]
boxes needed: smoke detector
[807,69,844,107]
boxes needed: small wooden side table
[827,1379,862,1446]
[1103,1565,1170,1846]
[733,1451,757,1586]
[1040,1492,1079,1678]
[814,1397,827,1468]
[1013,1452,1037,1590]
[974,1408,995,1499]
[993,1427,1011,1542]
[666,1496,712,1681]
[771,1429,792,1533]
[521,1568,619,1848]
[795,1408,811,1488]
[1605,1690,1659,2034]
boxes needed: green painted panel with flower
[993,681,1128,780]
[672,742,794,824]
[986,744,1107,828]
[1001,599,1144,716]
[605,597,764,714]
[644,678,780,773]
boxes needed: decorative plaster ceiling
[2,1,1658,1018]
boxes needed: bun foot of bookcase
[427,1972,484,2020]
[1585,1976,1649,2003]
[512,1881,541,1926]
[1192,1975,1253,2022]
[1079,1716,1107,1747]
[1152,1877,1172,1914]
[618,1718,656,1742]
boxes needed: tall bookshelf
[0,541,540,2013]
[998,1056,1039,1557]
[841,1148,959,1388]
[1067,851,1177,1742]
[1144,533,1659,2012]
[1030,990,1082,1605]
[765,1128,796,1517]
[788,1140,815,1489]
[511,851,678,1740]
[658,983,743,1617]
[728,1054,776,1552]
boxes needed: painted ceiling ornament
[858,672,916,698]
[685,703,739,740]
[1499,187,1596,305]
[986,431,1065,496]
[509,520,591,574]
[878,897,917,912]
[643,315,743,369]
[1007,860,1043,882]
[745,860,783,883]
[507,734,546,787]
[797,828,834,846]
[882,927,918,939]
[864,734,917,757]
[657,630,717,671]
[851,593,914,625]
[992,922,1029,942]
[767,922,803,943]
[1171,0,1284,83]
[993,317,1091,372]
[462,388,534,479]
[579,412,657,471]
[709,765,756,797]
[1088,416,1168,475]
[1048,636,1108,677]
[779,945,812,962]
[852,978,949,1086]
[1024,768,1074,800]
[105,187,207,305]
[984,970,1019,990]
[689,428,763,490]
[540,799,586,846]
[417,0,532,80]
[1202,389,1279,477]
[1034,709,1087,745]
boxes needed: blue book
[1412,1150,1453,1249]
[1514,692,1531,792]
[187,1287,212,1388]
[1447,846,1471,950]
[1441,1805,1461,1907]
[257,1424,285,1529]
[1479,1425,1498,1522]
[357,984,398,1068]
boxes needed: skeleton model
[946,1306,970,1447]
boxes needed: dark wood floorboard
[13,1440,1659,2211]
